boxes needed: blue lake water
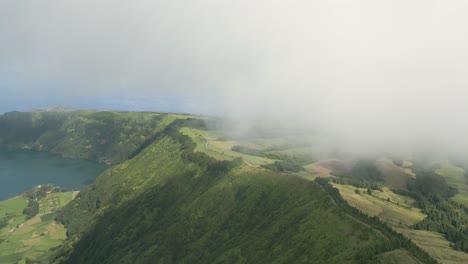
[0,150,107,200]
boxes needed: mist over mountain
[2,1,468,155]
[3,2,468,263]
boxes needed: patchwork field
[179,127,275,166]
[0,192,74,263]
[396,228,468,264]
[334,184,468,264]
[333,184,425,226]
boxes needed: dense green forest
[395,166,468,252]
[0,111,168,165]
[48,120,434,263]
[330,160,384,190]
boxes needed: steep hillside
[0,111,187,165]
[0,112,438,263]
[52,121,436,264]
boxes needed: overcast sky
[1,1,468,155]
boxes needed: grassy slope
[305,159,355,177]
[435,161,468,206]
[180,127,320,181]
[304,159,415,191]
[57,136,190,237]
[63,168,388,264]
[378,249,419,264]
[54,124,409,264]
[396,228,468,264]
[375,159,415,189]
[335,184,468,264]
[179,127,274,166]
[0,192,74,263]
[334,184,425,227]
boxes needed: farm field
[333,184,425,226]
[334,183,468,264]
[0,192,74,263]
[396,228,468,264]
[179,127,275,166]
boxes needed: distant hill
[0,111,186,165]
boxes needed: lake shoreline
[0,149,106,201]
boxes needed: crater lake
[0,150,107,200]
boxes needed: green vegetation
[58,167,387,263]
[230,144,316,173]
[334,171,468,263]
[350,160,383,181]
[404,170,468,253]
[180,124,316,171]
[0,111,453,263]
[0,111,186,165]
[316,178,437,264]
[22,185,64,219]
[262,159,304,172]
[22,199,39,219]
[375,159,415,190]
[231,145,264,157]
[48,120,434,263]
[435,161,468,207]
[395,228,468,264]
[377,249,419,264]
[0,191,74,263]
[330,160,384,190]
[334,184,425,227]
[179,126,275,166]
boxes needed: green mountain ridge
[0,111,437,263]
[0,111,177,165]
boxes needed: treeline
[23,200,39,219]
[262,160,304,173]
[315,178,438,264]
[231,144,316,173]
[330,160,384,190]
[0,215,12,229]
[402,169,468,252]
[22,184,61,219]
[165,120,244,172]
[231,145,264,157]
[330,175,383,191]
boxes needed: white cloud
[1,0,468,155]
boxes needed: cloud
[1,0,468,156]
